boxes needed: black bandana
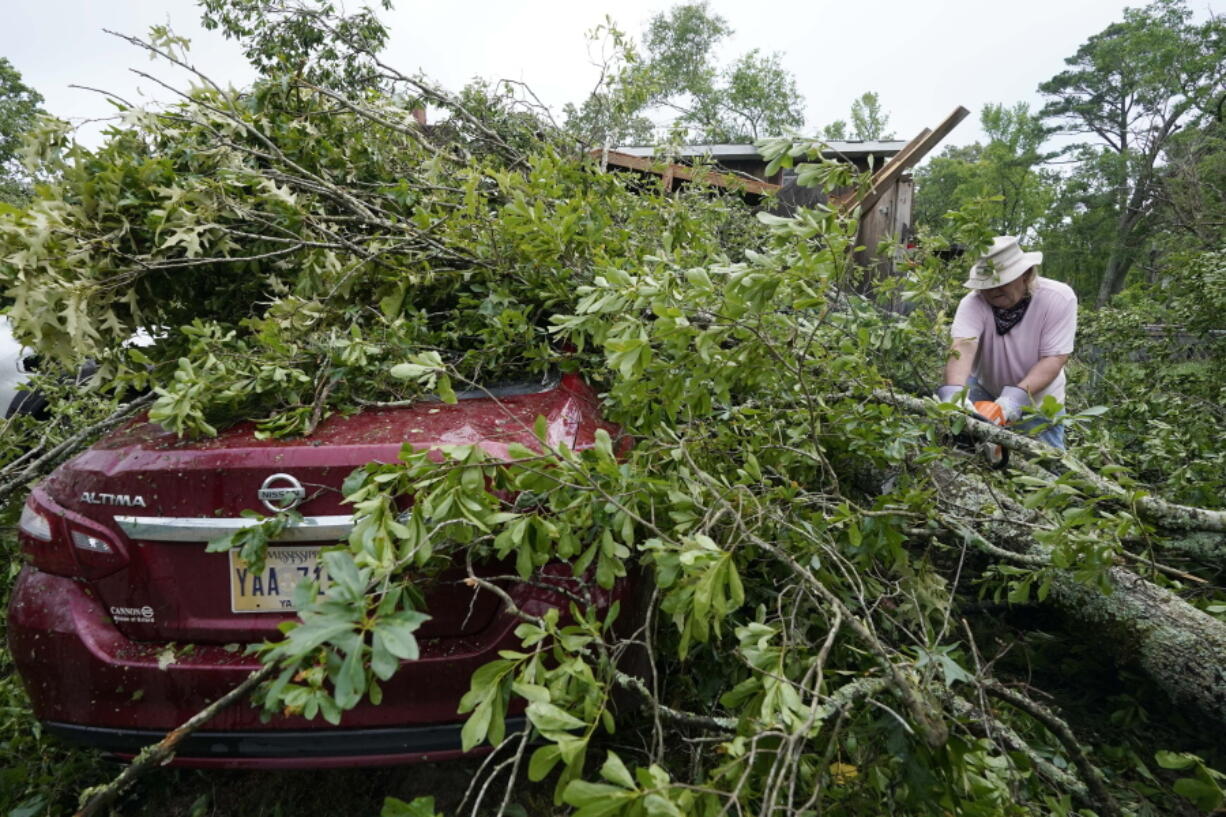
[991,294,1032,336]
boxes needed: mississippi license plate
[229,546,329,613]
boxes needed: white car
[2,319,160,419]
[0,315,34,418]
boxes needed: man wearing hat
[936,236,1078,448]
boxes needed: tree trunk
[1098,250,1123,306]
[1096,168,1155,307]
[876,460,1226,725]
[946,464,1226,722]
[1096,245,1132,307]
[1046,565,1226,722]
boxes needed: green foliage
[565,2,805,144]
[1038,0,1226,305]
[816,91,895,143]
[1158,117,1226,250]
[914,1,1224,307]
[0,69,762,436]
[1071,249,1226,506]
[2,6,1224,816]
[914,104,1056,241]
[849,91,893,141]
[1155,750,1226,811]
[382,796,443,817]
[560,19,657,147]
[199,0,394,91]
[0,58,46,205]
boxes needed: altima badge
[258,473,306,513]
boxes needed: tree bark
[1046,563,1226,722]
[1096,247,1131,307]
[876,390,1226,534]
[927,462,1226,725]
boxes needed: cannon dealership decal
[109,605,155,623]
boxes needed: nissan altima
[8,372,631,768]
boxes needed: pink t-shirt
[950,277,1078,407]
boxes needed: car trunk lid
[40,374,607,644]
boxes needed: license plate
[229,546,330,613]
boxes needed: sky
[0,0,1206,151]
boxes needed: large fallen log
[927,461,1226,725]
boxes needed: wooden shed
[596,107,969,283]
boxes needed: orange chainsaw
[970,400,1009,469]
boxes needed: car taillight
[71,530,112,553]
[17,492,129,579]
[67,523,128,579]
[18,503,52,541]
[17,498,79,577]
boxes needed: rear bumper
[8,566,610,767]
[44,718,526,769]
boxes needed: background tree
[560,19,657,148]
[1039,0,1226,305]
[199,0,394,91]
[1154,117,1226,250]
[914,103,1056,242]
[849,90,893,140]
[0,58,46,205]
[564,2,805,144]
[818,91,894,142]
[819,119,847,139]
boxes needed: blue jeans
[966,377,1066,450]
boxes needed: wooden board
[836,106,969,214]
[593,150,781,196]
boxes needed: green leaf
[8,795,48,817]
[370,631,398,680]
[1173,777,1224,811]
[322,550,364,597]
[526,701,586,733]
[377,611,429,660]
[1155,750,1199,770]
[461,698,494,751]
[600,751,636,789]
[642,794,683,817]
[594,427,614,459]
[390,362,433,380]
[528,744,562,782]
[381,796,441,817]
[436,373,457,404]
[333,645,366,709]
[562,780,633,812]
[511,681,551,703]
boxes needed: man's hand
[995,386,1029,422]
[935,385,976,413]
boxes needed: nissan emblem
[258,473,306,513]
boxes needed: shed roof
[612,140,908,162]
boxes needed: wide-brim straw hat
[964,236,1043,289]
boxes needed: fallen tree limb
[948,693,1094,807]
[1045,562,1226,724]
[984,681,1122,817]
[0,393,155,506]
[615,671,738,732]
[74,662,275,817]
[877,389,1226,533]
[747,532,950,748]
[927,462,1226,727]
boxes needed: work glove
[994,386,1030,422]
[935,385,976,413]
